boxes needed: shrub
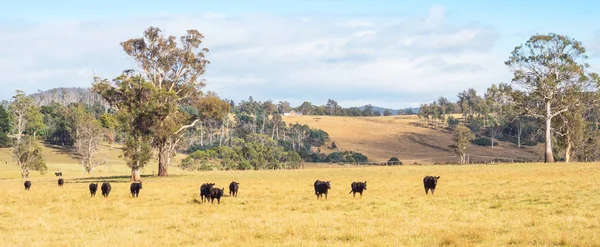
[387,157,402,165]
[471,137,497,147]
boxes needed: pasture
[1,162,599,246]
[282,115,541,164]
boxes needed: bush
[447,116,459,129]
[471,137,498,147]
[387,157,402,165]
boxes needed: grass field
[2,159,600,246]
[282,115,542,164]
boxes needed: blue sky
[1,0,599,108]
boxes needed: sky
[1,0,600,108]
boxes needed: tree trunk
[158,144,169,176]
[131,167,141,181]
[517,120,522,148]
[490,126,495,149]
[200,122,204,146]
[544,101,555,163]
[565,136,572,163]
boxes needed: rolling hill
[282,115,542,164]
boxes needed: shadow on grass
[42,143,79,159]
[69,175,155,184]
[67,174,188,184]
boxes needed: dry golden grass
[1,150,600,247]
[283,115,542,164]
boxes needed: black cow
[58,178,64,187]
[24,181,31,190]
[209,187,224,204]
[229,181,239,197]
[200,183,215,203]
[314,180,331,200]
[54,172,62,177]
[101,182,111,198]
[348,181,367,197]
[423,176,440,195]
[89,183,98,197]
[130,181,142,198]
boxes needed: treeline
[418,86,543,149]
[419,34,600,163]
[0,89,372,173]
[242,98,415,117]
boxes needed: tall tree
[13,136,47,179]
[93,74,157,180]
[72,105,105,175]
[9,90,35,142]
[505,33,592,163]
[94,26,212,176]
[325,99,340,116]
[451,125,474,164]
[277,101,292,114]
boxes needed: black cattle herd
[21,175,441,203]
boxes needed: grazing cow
[348,181,367,197]
[209,187,224,204]
[24,181,31,190]
[101,182,111,198]
[314,180,331,200]
[229,181,239,197]
[58,178,64,187]
[130,181,142,198]
[55,172,62,177]
[423,176,440,195]
[200,183,215,203]
[89,183,98,197]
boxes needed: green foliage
[447,116,459,129]
[13,136,47,178]
[0,106,10,147]
[383,109,393,116]
[41,103,76,146]
[181,136,302,170]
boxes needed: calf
[209,187,224,204]
[58,178,64,187]
[101,182,111,198]
[54,172,62,177]
[130,181,142,198]
[423,176,440,195]
[229,181,239,197]
[89,183,98,197]
[314,180,331,200]
[200,183,215,203]
[24,181,31,190]
[348,181,367,197]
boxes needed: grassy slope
[1,163,599,246]
[282,115,543,164]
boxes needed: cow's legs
[431,189,435,195]
[425,188,429,194]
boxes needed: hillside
[282,115,542,164]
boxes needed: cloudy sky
[1,0,600,108]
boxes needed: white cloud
[0,6,508,108]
